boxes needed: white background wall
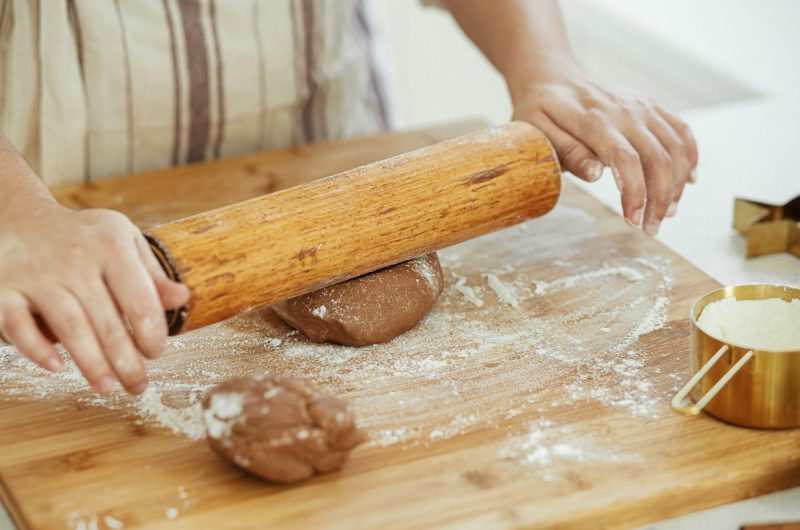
[373,0,798,130]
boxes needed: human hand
[511,63,698,236]
[0,200,191,395]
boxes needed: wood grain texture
[51,121,487,230]
[145,122,560,332]
[1,122,799,530]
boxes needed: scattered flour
[530,265,645,295]
[67,512,97,530]
[0,208,675,485]
[165,507,179,520]
[410,255,442,293]
[103,515,124,529]
[451,272,484,307]
[483,273,520,308]
[311,305,328,319]
[138,387,206,440]
[204,392,245,439]
[498,419,634,481]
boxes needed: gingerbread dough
[273,253,444,346]
[202,375,366,484]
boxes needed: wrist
[0,195,62,227]
[505,53,581,105]
[0,137,59,219]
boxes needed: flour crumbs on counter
[498,419,636,481]
[103,514,125,529]
[451,272,485,307]
[483,273,520,307]
[67,512,98,530]
[529,264,645,296]
[137,386,206,439]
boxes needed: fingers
[547,97,695,235]
[29,287,117,395]
[105,240,168,360]
[656,104,698,180]
[135,235,191,310]
[647,112,691,213]
[563,110,647,228]
[0,291,63,372]
[531,111,603,182]
[75,278,149,394]
[623,126,674,236]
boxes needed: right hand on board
[0,200,191,395]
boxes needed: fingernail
[582,160,604,182]
[96,376,116,395]
[626,207,644,228]
[689,168,697,183]
[644,219,661,237]
[46,357,64,372]
[131,381,148,395]
[666,202,678,218]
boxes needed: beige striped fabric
[0,0,391,186]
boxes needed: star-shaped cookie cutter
[733,195,800,258]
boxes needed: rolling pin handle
[145,235,188,336]
[671,345,755,416]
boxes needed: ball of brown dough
[202,375,366,484]
[273,253,444,347]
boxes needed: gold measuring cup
[671,284,800,429]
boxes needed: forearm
[0,135,56,217]
[442,0,576,103]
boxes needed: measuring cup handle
[671,345,755,416]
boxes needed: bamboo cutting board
[1,121,799,530]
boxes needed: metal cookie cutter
[733,195,800,258]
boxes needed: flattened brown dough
[273,253,444,347]
[203,375,366,484]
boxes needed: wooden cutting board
[1,121,798,530]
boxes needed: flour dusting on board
[0,206,675,481]
[497,418,637,481]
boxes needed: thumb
[135,235,191,310]
[522,115,603,182]
[155,277,191,310]
[550,133,604,183]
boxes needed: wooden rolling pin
[146,121,561,334]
